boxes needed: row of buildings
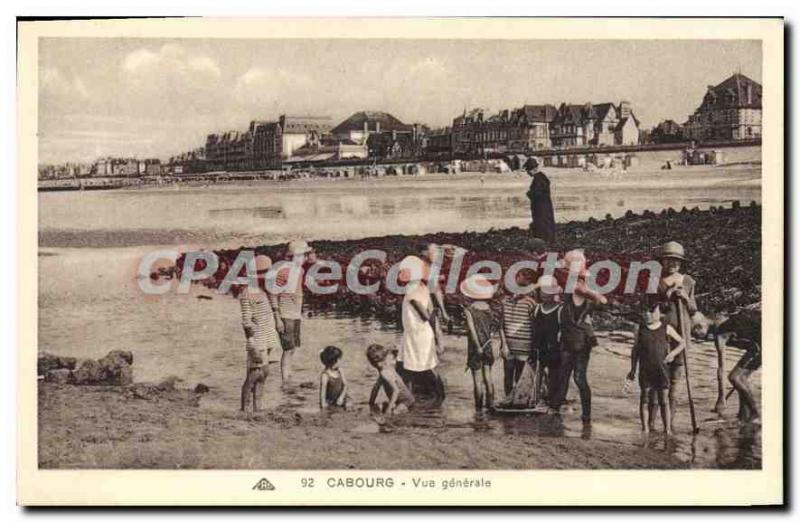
[38,158,162,180]
[447,100,640,155]
[196,112,428,172]
[166,101,641,173]
[40,72,762,179]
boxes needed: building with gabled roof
[331,111,413,144]
[550,101,639,148]
[684,73,762,141]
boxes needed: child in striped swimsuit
[239,255,281,415]
[499,270,538,397]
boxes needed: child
[367,344,415,415]
[273,239,315,385]
[239,255,280,416]
[241,334,268,416]
[548,250,607,424]
[531,275,563,407]
[499,270,538,397]
[654,241,699,423]
[420,243,451,353]
[628,304,685,435]
[319,345,347,410]
[715,311,761,422]
[460,274,498,411]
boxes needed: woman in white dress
[397,256,445,404]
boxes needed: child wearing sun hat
[460,273,499,411]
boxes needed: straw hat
[288,239,312,255]
[397,255,428,283]
[459,274,496,300]
[254,254,272,274]
[563,249,588,277]
[656,241,686,261]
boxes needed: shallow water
[37,167,762,469]
[39,167,761,248]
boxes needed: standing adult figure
[525,157,556,243]
[397,255,445,404]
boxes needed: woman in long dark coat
[525,157,556,243]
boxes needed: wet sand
[37,164,762,470]
[38,327,760,470]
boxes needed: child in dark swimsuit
[628,304,685,435]
[319,346,348,410]
[460,274,498,411]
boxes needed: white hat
[288,239,312,255]
[397,256,428,283]
[563,249,588,277]
[255,254,272,273]
[459,274,496,300]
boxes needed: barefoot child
[628,304,685,435]
[499,270,538,397]
[239,255,281,415]
[319,345,348,410]
[272,239,315,385]
[715,311,761,423]
[367,344,415,415]
[654,241,700,424]
[460,274,498,411]
[548,250,607,424]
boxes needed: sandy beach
[38,323,760,469]
[37,167,762,470]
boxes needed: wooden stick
[713,330,728,413]
[677,298,700,434]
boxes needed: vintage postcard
[17,18,784,506]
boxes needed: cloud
[40,67,90,103]
[118,44,224,118]
[232,66,315,115]
[123,44,221,81]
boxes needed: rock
[71,350,134,385]
[158,375,183,391]
[98,350,134,385]
[194,383,210,394]
[111,364,133,386]
[38,353,77,375]
[44,368,73,385]
[100,350,133,366]
[72,359,105,384]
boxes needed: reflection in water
[39,168,761,248]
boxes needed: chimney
[619,101,631,118]
[364,121,368,135]
[377,120,381,133]
[747,84,753,105]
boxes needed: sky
[38,38,762,164]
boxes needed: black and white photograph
[16,16,785,506]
